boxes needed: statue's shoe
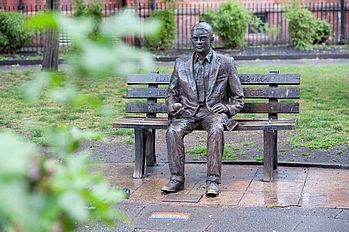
[206,181,219,197]
[161,180,184,193]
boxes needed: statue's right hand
[173,103,183,112]
[169,103,183,118]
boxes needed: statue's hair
[191,22,213,36]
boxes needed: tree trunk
[42,0,60,71]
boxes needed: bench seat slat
[125,102,299,114]
[127,87,300,99]
[113,117,297,131]
[127,74,300,85]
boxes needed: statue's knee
[208,124,224,135]
[167,126,182,138]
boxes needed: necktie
[196,59,205,103]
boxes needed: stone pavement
[80,163,349,232]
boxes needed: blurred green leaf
[58,16,93,42]
[49,85,77,104]
[22,72,50,101]
[24,12,59,31]
[0,132,36,176]
[101,11,160,37]
[60,191,88,221]
[1,10,158,231]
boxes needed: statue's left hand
[211,103,228,114]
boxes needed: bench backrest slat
[125,102,299,114]
[127,74,300,85]
[125,72,300,117]
[127,87,300,99]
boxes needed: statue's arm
[226,57,244,117]
[166,60,181,114]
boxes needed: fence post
[340,0,346,44]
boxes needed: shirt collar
[194,49,213,64]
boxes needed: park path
[78,163,349,231]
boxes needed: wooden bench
[113,71,300,181]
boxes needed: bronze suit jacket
[166,51,244,121]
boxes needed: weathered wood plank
[239,74,300,85]
[127,73,300,85]
[243,88,300,99]
[128,74,170,84]
[127,88,167,98]
[113,117,297,131]
[127,87,300,99]
[242,102,299,113]
[125,102,299,114]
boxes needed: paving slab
[336,209,349,220]
[92,163,349,209]
[293,216,349,232]
[77,163,349,231]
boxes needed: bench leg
[272,131,278,170]
[145,129,156,167]
[263,130,276,182]
[133,128,146,179]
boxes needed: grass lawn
[0,64,348,149]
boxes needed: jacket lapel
[184,52,197,95]
[207,52,220,98]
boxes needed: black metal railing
[0,1,348,53]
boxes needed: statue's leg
[202,114,225,183]
[166,118,194,181]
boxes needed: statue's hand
[169,103,183,118]
[173,103,183,112]
[211,103,228,114]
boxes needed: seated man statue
[161,22,244,197]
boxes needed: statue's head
[191,22,214,55]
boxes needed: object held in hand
[173,103,182,112]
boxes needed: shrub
[73,0,103,37]
[0,11,33,53]
[200,1,253,48]
[286,6,331,49]
[313,19,331,44]
[144,9,175,50]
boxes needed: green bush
[200,1,253,48]
[313,19,331,44]
[144,9,175,50]
[73,0,103,37]
[0,11,33,53]
[286,6,331,49]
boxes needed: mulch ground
[87,130,349,166]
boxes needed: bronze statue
[161,22,244,197]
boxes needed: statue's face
[191,28,212,55]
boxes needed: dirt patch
[87,130,349,165]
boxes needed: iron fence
[0,1,348,53]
